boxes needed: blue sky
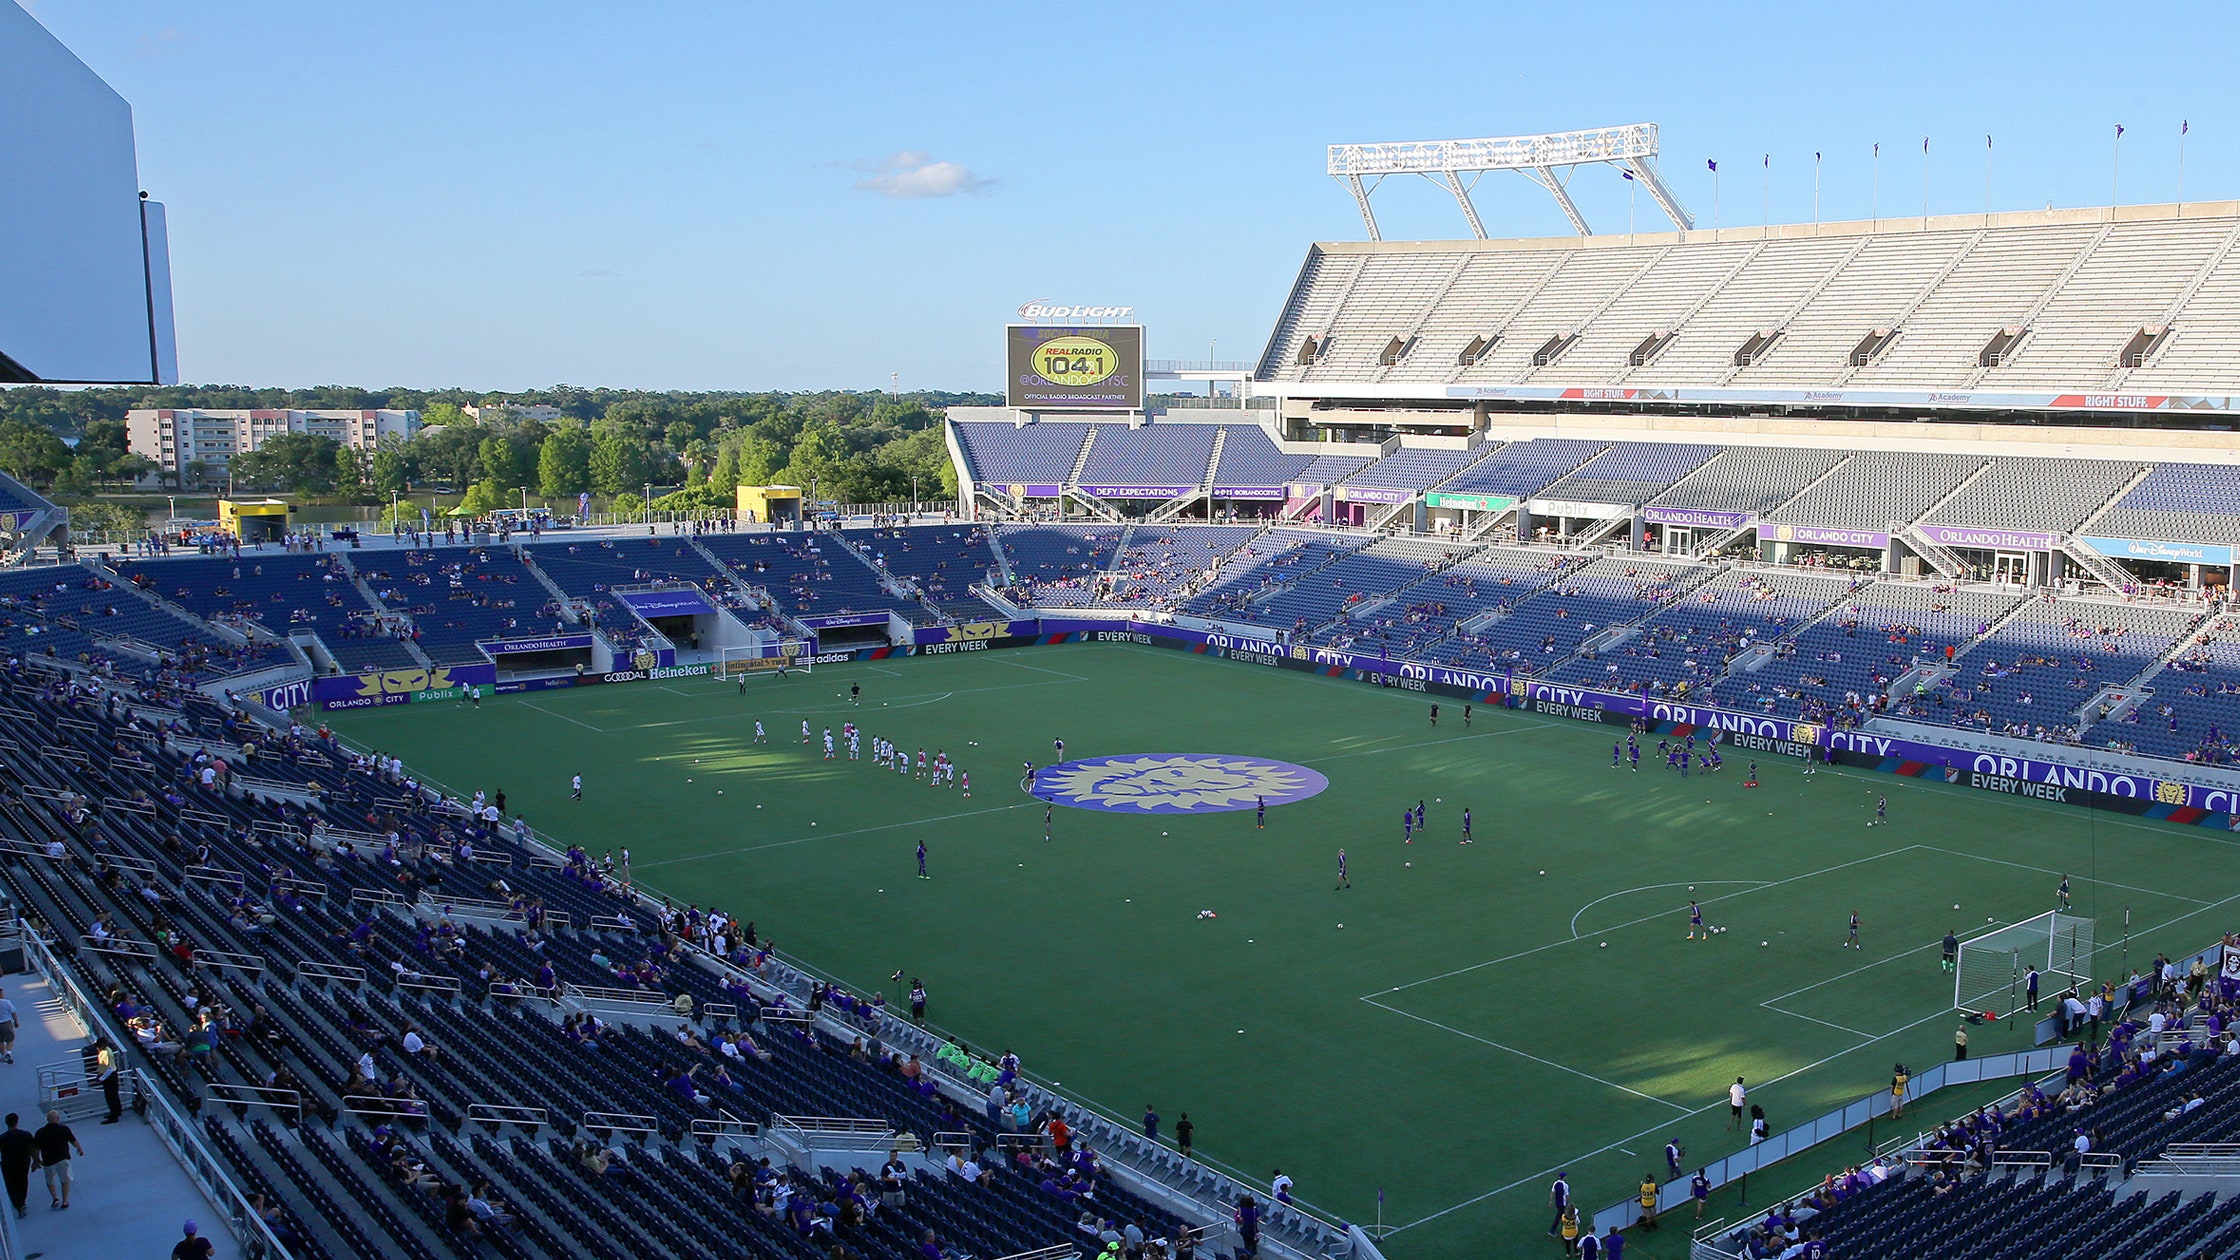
[25,1,2234,392]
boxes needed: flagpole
[2113,124,2124,208]
[1984,134,1992,223]
[1762,154,1770,234]
[2179,120,2190,215]
[1922,136,1930,229]
[1872,143,1881,229]
[1813,151,1822,233]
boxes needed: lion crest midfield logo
[1034,754,1329,815]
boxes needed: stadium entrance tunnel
[1031,754,1328,814]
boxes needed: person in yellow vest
[1558,1204,1581,1253]
[1890,1065,1910,1118]
[1637,1175,1660,1229]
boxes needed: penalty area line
[1366,845,1924,1000]
[518,702,606,733]
[1359,997,1692,1113]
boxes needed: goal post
[1954,911,2095,1016]
[717,641,810,680]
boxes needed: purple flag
[2116,124,2125,138]
[1621,167,1635,180]
[1707,159,1717,172]
[2183,120,2190,135]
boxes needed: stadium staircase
[1895,460,1996,579]
[2060,538,2143,593]
[2060,465,2159,592]
[1144,429,1223,523]
[334,554,436,670]
[1958,222,2114,388]
[1568,513,1633,548]
[1714,236,1876,386]
[1609,241,1769,385]
[1460,505,1520,543]
[2103,218,2240,389]
[689,536,795,634]
[1514,247,1675,384]
[1829,230,1989,385]
[1373,254,1471,384]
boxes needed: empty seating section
[1928,458,2146,533]
[1208,425,1314,487]
[1391,248,1567,379]
[1921,598,2202,741]
[1255,250,1365,378]
[2128,229,2240,391]
[0,564,276,677]
[120,553,417,672]
[700,533,920,624]
[856,526,1003,619]
[949,422,1093,485]
[360,548,555,666]
[1845,223,2104,385]
[1178,530,1374,619]
[1767,452,1983,530]
[1255,212,2240,395]
[1296,251,1464,380]
[1461,247,1662,382]
[1736,232,1976,385]
[1341,446,1482,492]
[1105,525,1260,610]
[0,471,54,521]
[1549,239,1762,380]
[1075,424,1216,488]
[1630,234,1865,384]
[1980,217,2238,386]
[1649,446,1848,515]
[995,526,1127,607]
[2088,464,2240,545]
[1252,536,1461,634]
[1288,453,1374,487]
[1432,438,1605,498]
[1714,582,2019,723]
[1548,569,1849,698]
[1535,442,1720,506]
[1454,555,1708,668]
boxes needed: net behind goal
[716,641,810,679]
[1955,911,2095,1016]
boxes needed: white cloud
[850,152,995,199]
[578,268,622,279]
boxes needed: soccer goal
[1954,911,2095,1016]
[717,641,810,680]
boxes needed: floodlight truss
[1326,123,1694,240]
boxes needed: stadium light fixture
[1326,123,1694,240]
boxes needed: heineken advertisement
[1424,492,1517,512]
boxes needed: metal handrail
[21,935,295,1259]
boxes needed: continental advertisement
[1006,324,1143,410]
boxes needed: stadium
[10,8,2240,1260]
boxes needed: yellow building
[217,498,291,543]
[735,484,802,525]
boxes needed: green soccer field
[326,643,2240,1259]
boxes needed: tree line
[0,386,990,508]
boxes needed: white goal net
[716,641,809,680]
[1955,911,2095,1016]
